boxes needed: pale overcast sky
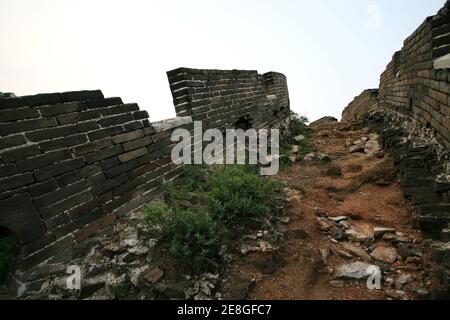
[0,0,445,121]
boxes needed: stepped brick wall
[341,89,379,122]
[353,2,450,299]
[378,9,450,148]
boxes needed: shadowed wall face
[0,90,191,271]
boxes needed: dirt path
[239,122,433,300]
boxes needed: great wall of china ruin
[0,1,449,300]
[341,2,450,298]
[0,68,291,297]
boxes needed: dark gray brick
[132,110,149,120]
[0,97,26,109]
[124,121,145,131]
[39,101,86,117]
[42,190,93,218]
[123,136,152,151]
[111,130,144,144]
[99,103,140,117]
[1,145,41,163]
[0,164,18,177]
[72,139,112,156]
[91,174,128,196]
[23,93,61,107]
[34,158,85,181]
[0,118,57,136]
[67,192,113,219]
[85,145,124,164]
[57,110,101,125]
[0,172,35,193]
[105,159,139,179]
[39,134,87,151]
[118,147,148,163]
[76,121,100,133]
[0,135,26,151]
[88,126,124,141]
[34,180,88,209]
[101,157,120,170]
[85,97,123,109]
[0,107,40,122]
[99,114,133,127]
[16,150,72,172]
[26,125,79,142]
[28,180,59,197]
[59,90,104,103]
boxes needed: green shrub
[143,165,283,275]
[206,165,278,223]
[290,112,310,137]
[0,236,17,285]
[280,146,294,170]
[142,202,221,274]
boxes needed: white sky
[0,0,445,122]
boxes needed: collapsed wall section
[0,67,292,296]
[166,68,291,132]
[0,90,192,275]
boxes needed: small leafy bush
[142,202,221,274]
[290,112,310,137]
[143,165,283,275]
[206,165,278,223]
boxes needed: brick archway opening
[0,226,19,289]
[234,116,253,130]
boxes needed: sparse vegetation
[279,112,317,170]
[142,165,283,275]
[142,202,220,274]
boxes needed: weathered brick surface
[378,10,450,147]
[167,68,290,132]
[341,89,379,122]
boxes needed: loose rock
[370,246,398,264]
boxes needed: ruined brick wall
[341,89,379,122]
[0,91,192,273]
[0,67,291,289]
[167,68,291,132]
[378,10,450,148]
[358,2,450,299]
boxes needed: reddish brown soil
[234,122,432,300]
